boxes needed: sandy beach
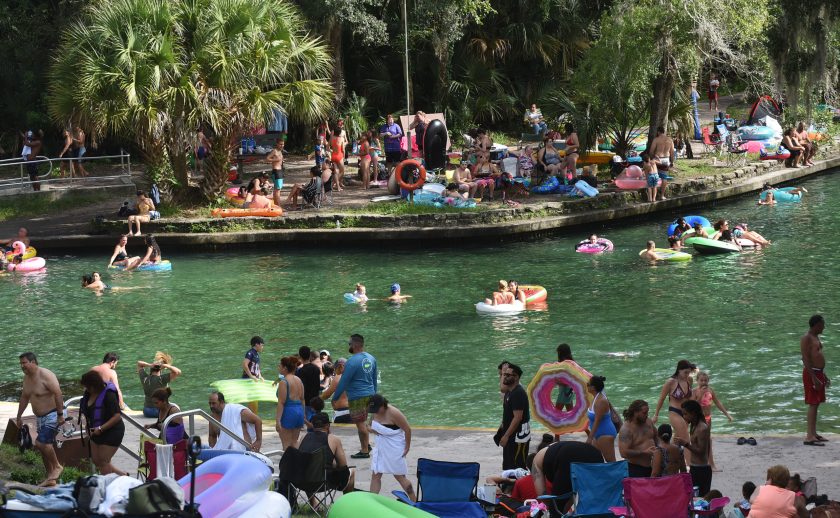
[2,402,838,509]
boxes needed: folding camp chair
[393,458,486,518]
[609,473,694,518]
[717,125,748,167]
[276,447,337,518]
[692,497,731,516]
[137,435,188,481]
[299,177,323,210]
[701,127,723,155]
[548,461,628,517]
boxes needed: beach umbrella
[527,361,594,435]
[211,379,278,403]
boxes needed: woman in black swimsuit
[80,370,126,475]
[652,359,696,456]
[107,235,138,268]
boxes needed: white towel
[155,443,174,479]
[213,403,254,451]
[97,476,142,517]
[370,420,407,476]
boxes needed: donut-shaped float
[615,166,659,190]
[224,187,246,207]
[575,238,614,254]
[475,300,525,315]
[7,256,46,272]
[395,159,426,191]
[527,361,594,435]
[5,242,36,261]
[520,285,547,304]
[109,260,172,272]
[667,216,710,237]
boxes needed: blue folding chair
[393,458,486,518]
[541,460,628,517]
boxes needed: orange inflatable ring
[394,159,426,191]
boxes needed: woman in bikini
[692,371,732,471]
[653,359,696,460]
[651,424,687,477]
[563,123,580,180]
[329,129,346,191]
[107,235,139,268]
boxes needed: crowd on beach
[13,311,832,516]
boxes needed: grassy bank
[0,444,86,486]
[0,192,111,222]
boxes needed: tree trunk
[431,36,449,112]
[199,136,234,201]
[647,39,677,149]
[326,17,345,106]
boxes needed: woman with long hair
[653,360,696,459]
[80,370,126,475]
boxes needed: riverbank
[1,403,837,509]
[18,151,839,251]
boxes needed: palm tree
[49,0,334,201]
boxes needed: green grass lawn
[0,191,111,222]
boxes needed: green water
[2,172,839,434]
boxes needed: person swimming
[82,272,110,291]
[352,283,369,303]
[641,240,659,261]
[386,283,411,303]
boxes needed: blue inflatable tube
[109,260,172,272]
[760,187,803,203]
[667,216,711,237]
[532,176,560,194]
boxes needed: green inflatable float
[328,492,436,517]
[210,379,278,403]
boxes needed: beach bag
[73,475,110,512]
[150,183,161,205]
[17,423,32,452]
[150,210,161,220]
[125,479,182,514]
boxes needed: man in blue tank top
[331,334,377,458]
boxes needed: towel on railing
[155,443,174,479]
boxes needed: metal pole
[402,0,412,155]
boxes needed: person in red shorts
[800,314,829,446]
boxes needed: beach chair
[393,458,486,518]
[701,127,722,155]
[609,472,693,518]
[547,460,628,517]
[136,435,188,481]
[276,447,336,517]
[299,177,323,210]
[692,496,730,516]
[717,125,748,167]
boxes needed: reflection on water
[1,173,839,431]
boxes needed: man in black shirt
[496,363,531,470]
[297,346,322,423]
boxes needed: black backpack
[17,424,32,452]
[125,479,182,514]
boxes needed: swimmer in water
[690,222,710,239]
[82,271,145,293]
[641,240,659,261]
[386,283,411,303]
[508,280,526,304]
[352,283,369,303]
[668,236,682,250]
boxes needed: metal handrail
[0,153,132,189]
[161,408,281,458]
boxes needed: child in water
[692,371,732,471]
[352,283,368,303]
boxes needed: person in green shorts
[331,334,377,459]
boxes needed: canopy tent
[747,95,782,125]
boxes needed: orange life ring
[394,159,426,191]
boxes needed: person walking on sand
[618,399,658,478]
[16,353,65,486]
[692,371,732,470]
[331,334,377,458]
[367,395,416,501]
[137,352,181,418]
[496,363,531,470]
[92,352,125,409]
[801,314,829,446]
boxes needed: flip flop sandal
[803,440,825,446]
[815,434,828,441]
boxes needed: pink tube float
[615,165,659,190]
[6,241,45,272]
[575,238,614,254]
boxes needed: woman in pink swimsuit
[692,371,732,471]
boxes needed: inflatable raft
[7,257,45,272]
[520,285,547,304]
[475,300,525,315]
[224,187,247,207]
[667,216,710,237]
[575,238,614,254]
[573,180,598,197]
[212,207,284,218]
[759,187,803,203]
[738,125,777,141]
[639,248,692,262]
[684,237,740,254]
[329,492,436,517]
[615,166,659,190]
[109,260,172,272]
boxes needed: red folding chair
[609,473,694,518]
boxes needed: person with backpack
[80,370,126,475]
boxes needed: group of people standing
[17,126,88,192]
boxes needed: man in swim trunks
[497,363,531,470]
[16,352,65,486]
[266,139,285,206]
[618,399,657,477]
[649,126,674,200]
[92,352,125,409]
[801,314,830,445]
[331,334,377,458]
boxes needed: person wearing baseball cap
[652,359,697,457]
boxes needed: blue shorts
[274,179,284,190]
[36,411,59,444]
[280,400,305,429]
[647,173,659,187]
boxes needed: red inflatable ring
[394,159,426,191]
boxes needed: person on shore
[0,227,30,250]
[650,424,686,477]
[676,399,711,496]
[23,130,44,191]
[585,375,616,461]
[537,138,564,177]
[387,283,411,303]
[524,104,548,135]
[532,441,604,514]
[368,130,382,180]
[143,387,186,444]
[72,126,89,177]
[653,359,695,457]
[127,191,155,236]
[692,371,732,470]
[80,370,126,475]
[801,314,829,445]
[92,352,124,409]
[138,352,181,418]
[497,363,531,470]
[781,129,806,168]
[642,153,659,202]
[59,129,76,178]
[795,122,816,166]
[241,335,264,413]
[747,465,808,518]
[738,481,757,514]
[409,111,428,152]
[297,346,322,423]
[641,240,659,261]
[266,139,285,206]
[368,395,416,501]
[286,166,321,208]
[331,334,377,458]
[618,399,658,477]
[107,235,139,268]
[485,279,515,306]
[708,74,720,112]
[563,123,580,180]
[297,412,356,494]
[649,126,674,200]
[208,391,262,452]
[358,133,372,190]
[554,345,576,441]
[16,352,65,486]
[329,129,346,191]
[195,127,210,175]
[275,356,304,450]
[321,358,351,423]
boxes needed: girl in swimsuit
[692,371,732,471]
[107,235,139,268]
[368,131,382,181]
[275,355,305,450]
[563,123,579,180]
[507,280,526,304]
[329,129,346,191]
[653,359,696,461]
[585,375,617,461]
[358,134,372,189]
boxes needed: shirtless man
[16,353,65,486]
[618,399,658,477]
[92,352,124,409]
[0,227,30,250]
[649,126,674,200]
[640,240,659,261]
[676,400,711,495]
[386,283,412,303]
[266,139,285,207]
[801,314,829,445]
